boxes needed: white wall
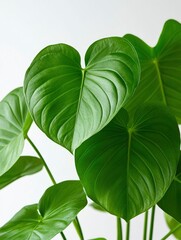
[0,1,180,239]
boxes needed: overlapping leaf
[165,214,181,239]
[158,152,181,222]
[124,19,181,123]
[24,37,140,152]
[0,181,87,240]
[75,104,180,221]
[0,88,32,176]
[0,156,43,189]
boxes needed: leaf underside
[165,214,181,239]
[0,156,43,189]
[0,88,32,176]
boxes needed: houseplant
[0,18,180,239]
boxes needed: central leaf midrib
[27,207,43,240]
[153,58,167,105]
[71,68,86,151]
[126,129,132,219]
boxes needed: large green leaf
[158,152,181,222]
[24,37,140,152]
[124,19,181,123]
[0,181,87,239]
[0,156,43,189]
[75,104,180,221]
[0,88,32,176]
[165,214,181,239]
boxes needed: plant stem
[73,217,84,240]
[26,136,56,185]
[149,206,156,240]
[143,211,149,240]
[126,221,130,240]
[60,232,67,240]
[161,223,181,240]
[27,136,84,240]
[116,217,123,240]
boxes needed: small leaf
[75,104,180,221]
[24,37,140,152]
[0,88,32,176]
[0,156,43,189]
[158,152,181,222]
[124,19,181,123]
[0,181,87,240]
[165,214,181,239]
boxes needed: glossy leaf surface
[158,153,181,222]
[0,156,43,189]
[165,214,181,239]
[0,88,32,176]
[0,181,87,240]
[124,19,181,123]
[76,105,180,221]
[24,37,140,152]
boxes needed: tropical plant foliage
[0,19,180,240]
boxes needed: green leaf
[75,104,180,221]
[158,152,181,222]
[90,202,106,212]
[0,87,32,176]
[0,180,87,240]
[24,37,140,152]
[165,214,181,239]
[0,156,43,189]
[124,19,181,123]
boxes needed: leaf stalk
[126,221,130,240]
[161,223,181,240]
[117,217,123,240]
[143,211,149,240]
[149,206,156,240]
[27,136,84,240]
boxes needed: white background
[0,1,180,239]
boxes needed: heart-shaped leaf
[158,152,181,222]
[124,19,181,123]
[24,37,140,152]
[0,88,32,176]
[0,156,43,189]
[0,180,87,239]
[75,104,180,221]
[165,214,181,239]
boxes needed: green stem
[117,217,123,240]
[143,211,149,240]
[161,223,181,240]
[60,232,67,240]
[27,136,84,240]
[126,221,130,240]
[73,217,84,240]
[149,206,156,240]
[26,136,56,185]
